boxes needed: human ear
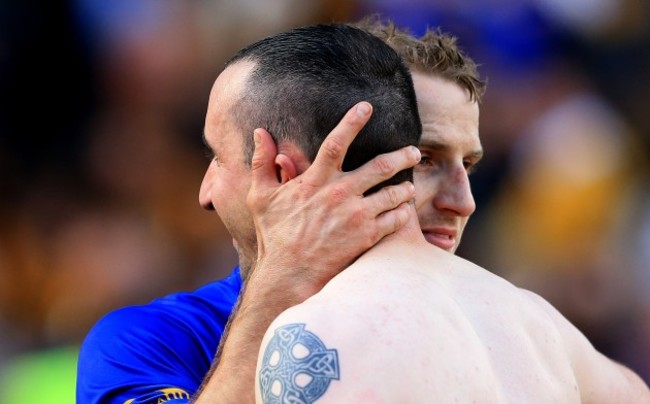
[274,153,298,184]
[275,141,311,183]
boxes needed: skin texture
[256,201,650,403]
[195,38,485,402]
[195,65,486,403]
[411,71,482,252]
[195,61,421,403]
[199,62,258,274]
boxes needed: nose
[433,166,476,217]
[199,170,215,211]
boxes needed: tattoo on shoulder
[259,323,340,403]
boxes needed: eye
[464,159,480,175]
[417,151,439,168]
[415,151,443,174]
[204,146,214,161]
[203,144,221,165]
[419,155,433,166]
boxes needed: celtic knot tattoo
[259,323,340,403]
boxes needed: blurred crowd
[1,0,649,401]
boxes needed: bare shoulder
[519,288,650,402]
[254,298,391,403]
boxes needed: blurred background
[1,0,649,401]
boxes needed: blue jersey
[77,267,243,404]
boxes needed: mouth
[422,229,457,252]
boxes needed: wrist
[244,258,316,309]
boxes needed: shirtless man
[257,225,649,401]
[78,19,484,403]
[253,25,649,404]
[196,19,490,403]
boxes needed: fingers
[365,181,416,218]
[373,202,412,242]
[248,128,279,209]
[308,102,373,180]
[250,128,278,183]
[349,146,421,195]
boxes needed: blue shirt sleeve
[77,267,242,404]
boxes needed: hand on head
[246,101,420,299]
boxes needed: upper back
[256,242,648,402]
[257,243,581,403]
[326,244,578,402]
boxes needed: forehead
[204,61,255,155]
[207,61,255,124]
[411,71,481,152]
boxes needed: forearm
[193,269,304,403]
[194,103,418,402]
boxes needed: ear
[275,153,297,183]
[275,142,310,183]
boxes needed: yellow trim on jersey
[123,387,190,404]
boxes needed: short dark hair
[225,23,422,189]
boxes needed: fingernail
[411,146,421,161]
[253,130,261,146]
[356,102,371,116]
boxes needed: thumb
[248,128,279,206]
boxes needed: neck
[378,203,428,247]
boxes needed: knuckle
[384,187,400,208]
[328,184,349,204]
[250,155,264,171]
[372,155,394,177]
[321,137,345,161]
[346,205,367,229]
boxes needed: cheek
[210,176,245,216]
[413,173,438,208]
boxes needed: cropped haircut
[225,24,422,190]
[355,17,486,103]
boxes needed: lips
[422,228,457,251]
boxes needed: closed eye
[204,145,215,161]
[202,131,217,161]
[464,160,480,175]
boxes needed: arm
[255,311,345,404]
[194,102,420,402]
[254,301,384,404]
[523,290,650,402]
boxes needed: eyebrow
[418,139,484,160]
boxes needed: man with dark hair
[79,18,648,403]
[77,23,422,404]
[194,23,421,402]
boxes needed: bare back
[255,239,649,403]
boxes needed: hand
[246,101,420,301]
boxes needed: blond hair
[355,16,486,103]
